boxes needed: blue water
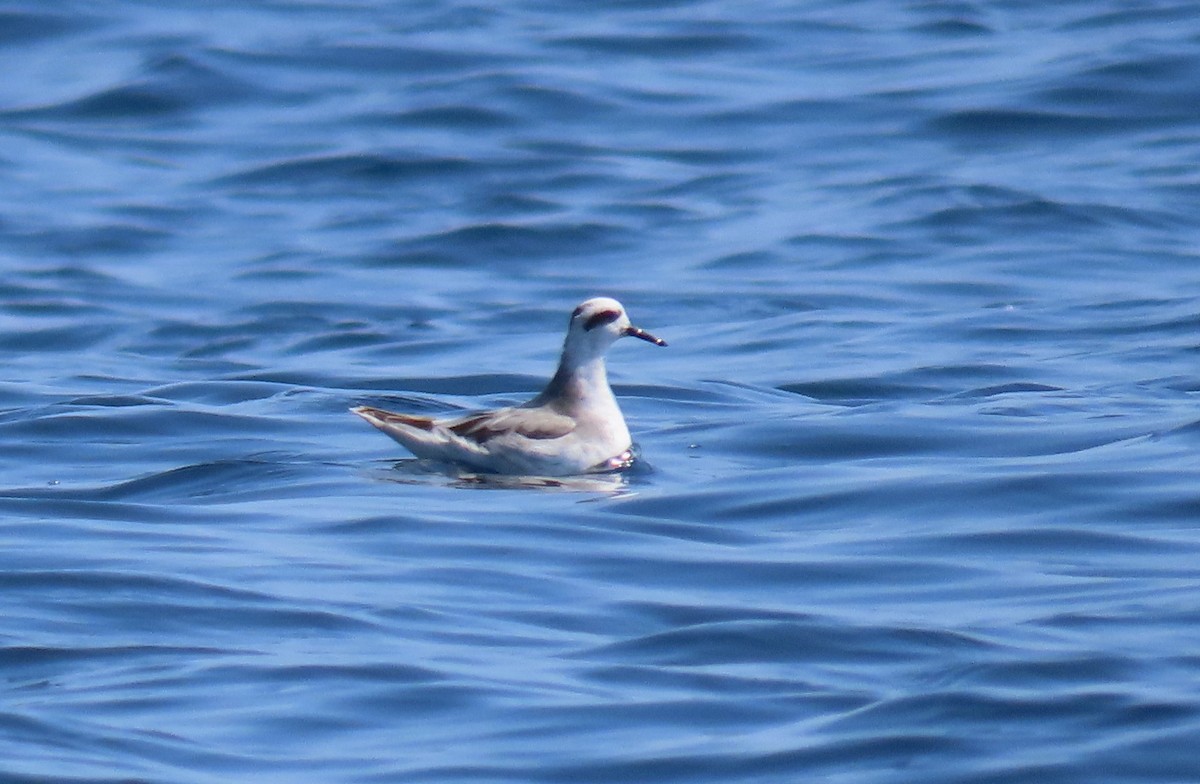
[3,1,1200,781]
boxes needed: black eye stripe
[583,309,621,331]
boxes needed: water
[2,1,1200,781]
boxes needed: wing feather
[448,407,575,443]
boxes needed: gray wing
[447,407,575,443]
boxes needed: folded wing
[447,407,576,443]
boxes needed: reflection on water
[367,458,637,495]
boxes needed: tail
[351,405,452,460]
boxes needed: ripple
[11,224,172,257]
[549,29,768,57]
[6,53,262,121]
[212,152,476,189]
[393,221,631,264]
[0,9,97,46]
[386,104,518,129]
[219,42,503,75]
[0,323,119,352]
[925,108,1138,141]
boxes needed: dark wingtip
[351,406,436,431]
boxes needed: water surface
[2,1,1200,782]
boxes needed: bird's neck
[541,353,612,411]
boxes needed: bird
[351,297,666,476]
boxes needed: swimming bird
[352,297,666,476]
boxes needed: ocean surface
[2,1,1200,781]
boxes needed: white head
[562,297,666,363]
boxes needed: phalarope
[352,297,666,476]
